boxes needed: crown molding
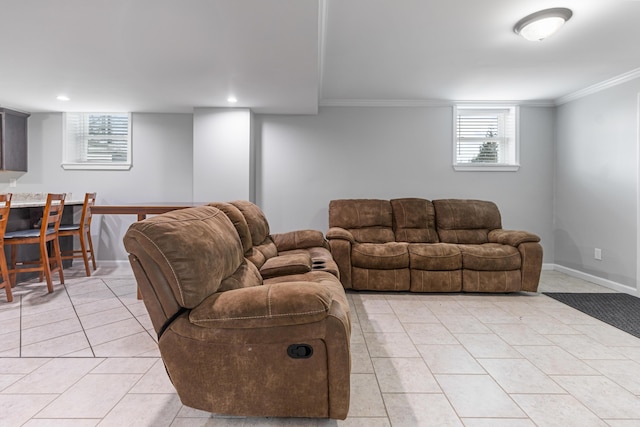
[320,99,452,107]
[319,99,555,108]
[555,67,640,105]
[318,68,640,110]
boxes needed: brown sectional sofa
[327,198,542,293]
[123,202,351,419]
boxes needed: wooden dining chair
[4,193,66,293]
[59,192,97,276]
[0,193,12,302]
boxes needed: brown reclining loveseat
[209,200,340,280]
[123,204,351,419]
[327,198,542,293]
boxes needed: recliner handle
[287,344,313,359]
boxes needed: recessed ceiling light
[514,8,572,41]
[227,96,238,103]
[56,95,70,101]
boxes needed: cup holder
[312,260,326,270]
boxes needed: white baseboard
[549,264,639,297]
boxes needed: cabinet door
[0,108,29,171]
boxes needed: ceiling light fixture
[514,7,572,41]
[227,96,238,103]
[56,95,70,101]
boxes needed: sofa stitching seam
[193,308,328,322]
[128,229,185,305]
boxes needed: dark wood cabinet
[0,107,29,171]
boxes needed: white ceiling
[1,0,639,114]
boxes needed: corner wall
[555,79,640,290]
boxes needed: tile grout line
[62,282,96,358]
[19,292,22,358]
[103,279,158,343]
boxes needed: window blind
[456,109,508,164]
[63,113,131,170]
[454,106,518,169]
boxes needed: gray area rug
[544,292,640,339]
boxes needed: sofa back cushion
[433,199,502,244]
[329,199,395,243]
[391,198,439,243]
[227,200,278,268]
[123,206,247,309]
[230,200,271,247]
[208,202,253,253]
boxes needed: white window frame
[62,112,132,170]
[453,105,520,172]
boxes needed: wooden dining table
[91,202,204,221]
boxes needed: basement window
[453,105,519,171]
[62,112,132,170]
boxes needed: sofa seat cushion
[458,244,521,271]
[264,271,349,320]
[351,242,409,269]
[408,243,461,271]
[260,253,312,279]
[190,282,332,329]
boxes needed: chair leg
[0,251,12,303]
[9,245,17,287]
[52,238,64,285]
[40,241,54,293]
[87,231,97,271]
[78,232,91,276]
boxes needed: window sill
[453,164,520,172]
[61,163,132,171]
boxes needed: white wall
[0,112,194,261]
[193,108,254,202]
[255,106,555,262]
[556,79,640,290]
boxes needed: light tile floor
[1,267,640,426]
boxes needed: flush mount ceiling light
[56,95,70,101]
[514,7,572,41]
[227,96,238,103]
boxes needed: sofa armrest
[260,253,312,279]
[488,229,541,246]
[326,227,355,243]
[272,229,328,251]
[189,282,333,329]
